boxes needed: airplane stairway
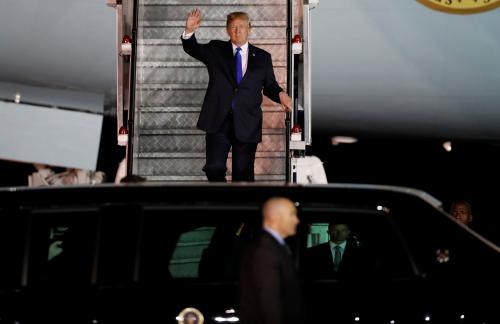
[131,0,288,182]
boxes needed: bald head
[262,197,299,239]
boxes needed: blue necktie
[235,47,242,85]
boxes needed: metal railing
[107,0,138,177]
[288,0,317,182]
[286,0,293,182]
[126,0,140,176]
[303,0,318,146]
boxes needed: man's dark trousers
[204,112,258,182]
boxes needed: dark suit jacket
[181,35,283,143]
[304,239,372,279]
[240,231,304,324]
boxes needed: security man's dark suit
[181,35,283,181]
[240,230,304,324]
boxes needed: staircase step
[139,110,200,129]
[136,61,286,68]
[144,175,208,182]
[138,133,205,153]
[137,132,285,153]
[141,0,286,5]
[139,128,284,135]
[136,83,286,107]
[139,5,286,22]
[137,42,286,62]
[138,24,285,40]
[134,156,286,176]
[139,21,286,28]
[137,82,286,90]
[139,105,284,113]
[140,106,201,113]
[143,174,286,183]
[136,151,285,158]
[138,38,286,46]
[136,62,287,84]
[138,110,285,129]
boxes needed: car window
[137,207,261,284]
[299,206,415,280]
[389,201,500,279]
[27,209,99,286]
[0,209,28,289]
[23,205,262,287]
[169,226,216,278]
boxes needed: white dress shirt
[329,240,347,262]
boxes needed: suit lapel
[319,244,335,273]
[225,41,237,86]
[339,241,354,271]
[262,231,291,257]
[240,43,255,85]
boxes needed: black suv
[0,184,498,324]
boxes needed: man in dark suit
[305,223,371,279]
[181,9,292,182]
[240,197,304,324]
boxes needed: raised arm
[181,9,208,64]
[185,8,202,34]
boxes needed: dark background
[309,132,500,244]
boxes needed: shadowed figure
[305,222,374,279]
[239,197,304,324]
[43,226,91,286]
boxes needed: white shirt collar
[263,226,285,246]
[329,240,347,250]
[232,42,249,54]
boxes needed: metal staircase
[131,0,288,182]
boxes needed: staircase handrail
[126,0,140,176]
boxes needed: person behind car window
[449,200,473,226]
[198,222,247,280]
[42,226,89,286]
[239,197,304,324]
[304,222,371,279]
